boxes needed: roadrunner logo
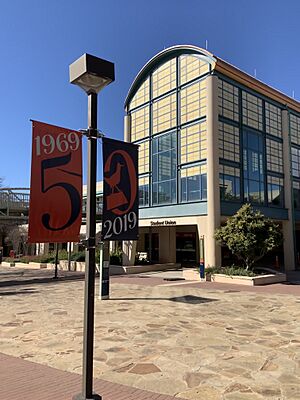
[102,138,138,241]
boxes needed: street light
[70,53,115,400]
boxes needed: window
[267,176,284,207]
[242,91,263,131]
[131,106,149,141]
[290,114,300,145]
[292,147,300,178]
[219,165,240,201]
[152,59,176,99]
[265,102,282,137]
[180,164,207,202]
[152,132,177,205]
[293,181,300,209]
[180,55,209,85]
[152,93,176,135]
[219,121,240,162]
[218,80,239,122]
[138,141,149,174]
[180,79,206,125]
[243,130,265,204]
[128,78,150,111]
[266,139,283,173]
[139,176,149,207]
[180,121,207,164]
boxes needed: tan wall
[205,75,221,267]
[282,110,296,271]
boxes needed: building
[122,44,300,271]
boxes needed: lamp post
[69,53,115,400]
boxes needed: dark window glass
[243,130,265,204]
[180,165,207,203]
[152,131,177,205]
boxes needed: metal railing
[0,188,30,217]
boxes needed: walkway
[0,266,300,399]
[0,352,182,400]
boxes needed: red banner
[28,121,82,243]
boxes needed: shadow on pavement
[0,273,85,288]
[110,295,217,304]
[0,288,38,296]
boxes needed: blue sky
[0,0,299,187]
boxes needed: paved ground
[0,352,183,400]
[0,266,300,399]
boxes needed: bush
[215,204,283,270]
[205,265,257,277]
[110,249,122,266]
[71,251,85,262]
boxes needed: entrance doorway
[176,232,196,265]
[145,232,159,263]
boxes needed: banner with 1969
[102,138,138,241]
[28,120,82,243]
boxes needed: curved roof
[124,45,300,114]
[124,45,216,109]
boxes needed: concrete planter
[1,261,15,267]
[182,269,200,281]
[110,263,181,275]
[76,262,85,272]
[28,262,47,269]
[208,272,286,286]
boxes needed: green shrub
[205,265,257,277]
[110,249,122,266]
[71,251,85,262]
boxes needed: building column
[122,240,137,266]
[159,227,176,263]
[282,110,296,271]
[205,75,221,267]
[124,114,131,142]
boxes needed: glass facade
[152,132,177,205]
[267,176,284,207]
[139,176,149,207]
[128,78,149,111]
[180,164,207,202]
[127,52,297,213]
[219,121,240,162]
[218,80,239,122]
[218,77,286,209]
[128,53,210,208]
[243,130,265,204]
[180,55,209,85]
[180,79,206,124]
[131,106,149,141]
[265,102,282,138]
[290,114,300,145]
[242,91,263,131]
[180,121,207,164]
[266,139,283,173]
[219,165,240,201]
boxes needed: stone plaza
[0,267,299,399]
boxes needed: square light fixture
[69,53,115,94]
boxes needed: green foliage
[71,251,85,262]
[214,204,283,270]
[110,249,123,266]
[205,265,257,277]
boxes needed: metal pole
[79,92,101,400]
[54,243,59,279]
[68,242,72,271]
[98,241,103,299]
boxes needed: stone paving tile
[0,269,300,399]
[0,352,183,400]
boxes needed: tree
[5,224,29,256]
[214,204,283,270]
